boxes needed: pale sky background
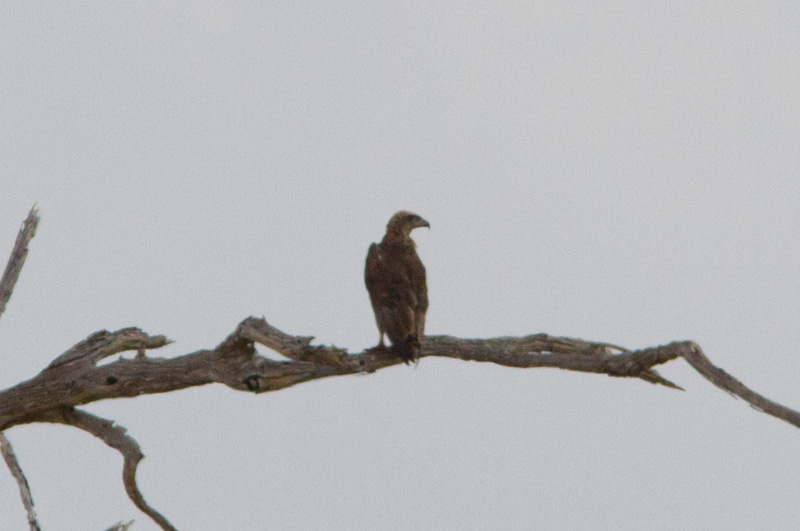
[2,3,800,530]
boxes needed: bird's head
[386,211,430,239]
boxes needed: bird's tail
[392,336,418,365]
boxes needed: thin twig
[0,205,39,323]
[103,522,134,531]
[0,432,41,531]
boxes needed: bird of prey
[365,211,429,364]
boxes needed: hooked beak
[417,218,430,229]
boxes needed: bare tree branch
[681,343,800,427]
[32,408,176,531]
[1,208,144,530]
[0,433,40,531]
[3,208,800,529]
[0,205,39,323]
[2,317,798,431]
[1,207,41,531]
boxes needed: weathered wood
[0,206,38,322]
[32,408,176,531]
[0,207,41,531]
[0,433,40,531]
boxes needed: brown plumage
[365,211,429,364]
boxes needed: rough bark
[1,433,40,531]
[1,207,42,530]
[2,207,800,530]
[0,205,38,323]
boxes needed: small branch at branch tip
[0,206,40,323]
[300,335,316,346]
[47,329,171,369]
[104,521,134,531]
[679,343,800,428]
[0,432,41,531]
[632,370,683,391]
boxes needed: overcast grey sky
[2,3,800,530]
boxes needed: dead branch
[2,207,800,530]
[3,317,799,432]
[30,408,176,531]
[0,433,40,531]
[1,207,42,531]
[0,206,38,322]
[2,322,800,529]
